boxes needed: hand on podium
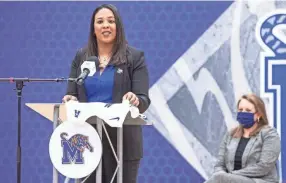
[62,95,78,103]
[122,99,139,119]
[122,91,139,107]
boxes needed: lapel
[241,135,258,168]
[112,63,129,103]
[111,50,133,103]
[228,137,240,171]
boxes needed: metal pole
[96,117,103,183]
[52,105,60,183]
[16,81,23,183]
[117,127,123,183]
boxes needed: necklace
[98,55,111,68]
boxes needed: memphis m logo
[61,132,93,164]
[256,10,286,181]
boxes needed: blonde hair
[231,93,269,138]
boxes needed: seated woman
[205,94,281,183]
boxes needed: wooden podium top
[26,103,67,122]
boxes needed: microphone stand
[0,77,76,183]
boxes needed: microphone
[76,56,99,85]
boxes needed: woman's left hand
[122,92,140,106]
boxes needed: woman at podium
[62,4,150,183]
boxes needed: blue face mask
[236,112,255,128]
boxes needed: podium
[25,102,152,183]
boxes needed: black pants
[84,123,141,183]
[84,159,140,183]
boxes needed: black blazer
[65,45,151,160]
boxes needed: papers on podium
[65,100,131,127]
